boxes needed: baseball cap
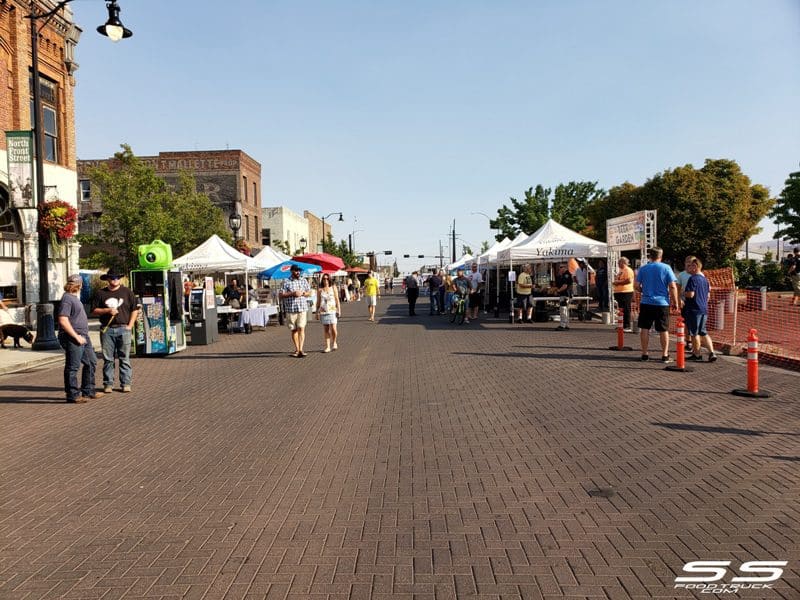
[290,264,302,272]
[67,274,83,284]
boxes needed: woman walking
[316,274,341,352]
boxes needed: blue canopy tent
[259,260,321,280]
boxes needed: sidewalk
[0,321,101,376]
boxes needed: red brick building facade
[0,0,81,303]
[77,149,263,253]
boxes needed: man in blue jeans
[57,274,104,403]
[427,269,442,315]
[92,270,139,393]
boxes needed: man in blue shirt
[683,257,717,362]
[635,246,680,363]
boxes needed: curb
[0,353,62,376]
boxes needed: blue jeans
[58,332,97,400]
[100,326,133,387]
[429,290,440,314]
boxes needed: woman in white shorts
[316,274,341,352]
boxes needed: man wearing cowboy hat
[91,270,139,393]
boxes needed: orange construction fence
[627,267,799,367]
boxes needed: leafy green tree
[392,260,400,278]
[552,181,606,236]
[490,182,605,240]
[273,239,291,255]
[479,240,490,253]
[490,186,549,239]
[585,159,773,267]
[462,245,473,256]
[79,145,231,272]
[319,233,360,267]
[770,167,800,244]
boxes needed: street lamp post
[320,212,343,252]
[299,237,307,255]
[228,212,241,241]
[28,0,132,351]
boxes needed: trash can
[746,286,767,311]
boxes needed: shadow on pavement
[753,455,800,462]
[0,397,66,404]
[166,351,291,360]
[652,422,800,437]
[452,351,634,362]
[0,384,61,392]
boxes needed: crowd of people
[53,246,800,402]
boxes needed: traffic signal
[403,254,410,258]
[418,254,424,258]
[384,250,392,255]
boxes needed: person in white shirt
[467,263,484,321]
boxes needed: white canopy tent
[496,219,607,263]
[250,245,291,271]
[495,219,608,322]
[446,253,473,272]
[172,234,257,273]
[476,237,511,267]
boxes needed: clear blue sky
[71,0,800,272]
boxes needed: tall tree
[770,166,800,244]
[552,181,606,236]
[491,182,604,240]
[79,145,231,271]
[490,186,550,239]
[585,159,773,267]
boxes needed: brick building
[77,149,263,254]
[0,0,81,304]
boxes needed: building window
[262,228,271,247]
[29,76,59,163]
[243,175,248,202]
[253,182,257,206]
[254,217,259,244]
[79,180,91,202]
[245,215,250,241]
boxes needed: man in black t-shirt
[554,263,573,330]
[92,270,139,394]
[554,264,573,297]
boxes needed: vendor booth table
[218,304,278,333]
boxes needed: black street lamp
[320,212,343,252]
[299,237,307,255]
[228,212,241,240]
[28,0,132,351]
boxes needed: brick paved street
[1,295,798,599]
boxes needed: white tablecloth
[237,306,278,328]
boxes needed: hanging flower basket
[234,238,251,256]
[38,199,78,247]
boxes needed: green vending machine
[130,240,186,355]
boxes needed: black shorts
[515,294,532,309]
[469,291,482,307]
[637,304,670,332]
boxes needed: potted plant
[38,199,78,248]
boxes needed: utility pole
[439,240,443,268]
[452,220,456,263]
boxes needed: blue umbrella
[259,260,322,280]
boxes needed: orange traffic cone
[732,329,772,398]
